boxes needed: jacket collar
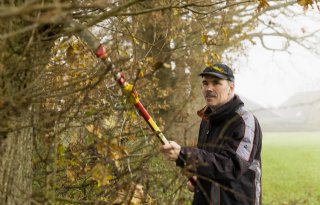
[197,95,244,122]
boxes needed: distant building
[243,91,320,132]
[240,96,283,132]
[274,91,320,131]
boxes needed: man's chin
[206,101,218,107]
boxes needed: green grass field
[262,132,320,205]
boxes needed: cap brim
[198,72,228,80]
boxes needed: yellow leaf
[66,169,76,182]
[145,57,154,63]
[138,70,144,78]
[85,124,94,133]
[91,163,113,187]
[203,57,209,65]
[127,111,137,121]
[57,144,65,157]
[173,8,179,16]
[211,53,221,63]
[222,28,228,38]
[133,37,140,45]
[297,0,314,10]
[201,34,208,44]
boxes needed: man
[161,63,262,205]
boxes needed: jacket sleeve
[176,120,261,182]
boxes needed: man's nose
[205,84,214,91]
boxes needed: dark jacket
[176,95,262,205]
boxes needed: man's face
[202,75,234,108]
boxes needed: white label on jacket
[235,107,255,161]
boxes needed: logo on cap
[212,65,226,74]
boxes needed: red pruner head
[96,44,108,60]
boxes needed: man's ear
[230,82,235,90]
[228,82,235,94]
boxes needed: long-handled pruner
[75,23,169,145]
[75,23,196,186]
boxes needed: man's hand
[160,141,181,161]
[187,176,197,192]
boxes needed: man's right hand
[187,176,196,192]
[160,141,181,161]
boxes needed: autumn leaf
[297,0,314,10]
[66,169,76,182]
[108,138,128,169]
[96,142,107,156]
[103,116,117,129]
[137,69,144,78]
[211,53,221,63]
[222,27,229,39]
[91,163,113,187]
[201,34,208,44]
[127,111,137,122]
[145,57,154,63]
[57,144,65,156]
[0,99,8,109]
[113,183,146,205]
[133,37,140,45]
[256,0,269,12]
[130,184,144,205]
[85,124,102,138]
[66,44,80,64]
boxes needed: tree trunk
[0,1,59,201]
[0,127,33,205]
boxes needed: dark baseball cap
[199,63,234,82]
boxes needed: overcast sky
[234,6,320,108]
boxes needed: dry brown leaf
[256,0,269,12]
[108,138,128,169]
[0,99,7,109]
[297,0,314,10]
[113,183,150,205]
[85,124,102,138]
